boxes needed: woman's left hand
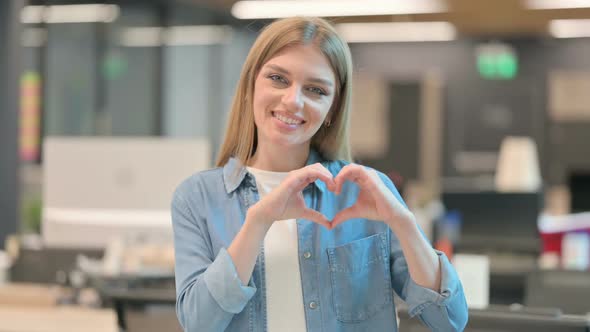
[330,164,415,230]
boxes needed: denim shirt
[172,150,468,332]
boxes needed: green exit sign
[476,43,518,80]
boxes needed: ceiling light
[21,6,44,24]
[119,27,164,47]
[119,26,233,47]
[549,19,590,38]
[231,0,447,19]
[525,0,590,9]
[166,26,233,46]
[21,4,119,24]
[336,22,456,43]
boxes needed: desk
[455,251,538,305]
[92,275,179,332]
[0,283,117,332]
[398,305,590,332]
[0,283,60,307]
[525,269,590,315]
[0,306,117,332]
[105,289,179,332]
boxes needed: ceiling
[184,0,590,37]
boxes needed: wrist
[245,207,272,235]
[386,213,417,234]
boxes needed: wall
[0,0,23,244]
[350,38,590,186]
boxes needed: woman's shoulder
[172,167,225,201]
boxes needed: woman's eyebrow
[266,64,334,87]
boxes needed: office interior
[1,0,590,331]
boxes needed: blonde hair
[216,17,353,167]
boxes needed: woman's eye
[269,74,287,84]
[308,87,327,96]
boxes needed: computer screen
[525,269,590,315]
[42,137,211,249]
[569,171,590,213]
[441,191,543,253]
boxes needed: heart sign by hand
[330,164,414,230]
[249,163,336,230]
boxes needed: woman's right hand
[247,163,335,230]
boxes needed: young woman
[172,16,468,332]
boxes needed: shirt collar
[222,149,327,194]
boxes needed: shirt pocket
[326,232,393,323]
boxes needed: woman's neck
[249,143,310,172]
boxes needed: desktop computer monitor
[441,191,543,254]
[525,269,590,315]
[569,171,590,213]
[42,137,211,249]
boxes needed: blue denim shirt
[172,150,468,332]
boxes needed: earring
[324,119,332,127]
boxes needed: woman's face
[252,44,336,151]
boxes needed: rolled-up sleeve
[204,248,257,313]
[172,187,256,332]
[397,249,468,331]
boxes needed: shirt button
[309,301,318,309]
[303,251,312,259]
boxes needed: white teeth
[274,113,302,125]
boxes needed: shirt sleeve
[392,246,469,331]
[375,171,469,331]
[172,186,256,332]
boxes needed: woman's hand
[330,164,415,231]
[247,163,336,231]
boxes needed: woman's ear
[324,109,334,128]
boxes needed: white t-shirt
[246,167,306,332]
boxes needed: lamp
[495,136,542,192]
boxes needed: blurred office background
[1,0,590,331]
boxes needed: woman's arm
[330,164,440,289]
[172,190,256,332]
[388,215,441,291]
[227,211,271,285]
[330,164,468,331]
[229,162,335,284]
[378,173,469,332]
[173,164,334,331]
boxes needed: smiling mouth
[272,111,305,125]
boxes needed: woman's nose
[282,85,304,111]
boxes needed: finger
[335,164,379,195]
[310,163,337,191]
[291,174,321,193]
[334,164,363,194]
[330,205,360,229]
[368,169,388,189]
[285,171,316,193]
[301,208,332,229]
[292,169,334,193]
[313,171,336,191]
[305,163,336,192]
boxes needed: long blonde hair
[216,17,353,167]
